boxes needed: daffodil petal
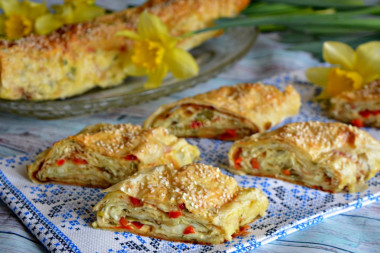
[145,65,168,88]
[72,4,105,23]
[35,14,64,35]
[305,67,333,87]
[165,48,199,79]
[65,0,96,6]
[1,0,22,16]
[323,41,355,70]
[354,41,380,83]
[0,15,5,36]
[137,11,169,42]
[23,0,48,21]
[116,30,141,40]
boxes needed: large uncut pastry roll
[144,83,301,140]
[27,123,200,188]
[228,122,380,193]
[0,0,250,101]
[330,78,380,128]
[93,163,269,244]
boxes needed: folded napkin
[1,71,379,252]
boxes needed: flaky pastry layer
[144,83,301,140]
[228,121,380,192]
[330,78,380,128]
[27,123,200,188]
[93,163,268,244]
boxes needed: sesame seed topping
[115,163,240,219]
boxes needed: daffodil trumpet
[306,41,380,99]
[116,11,199,88]
[0,0,105,39]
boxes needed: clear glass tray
[0,27,258,119]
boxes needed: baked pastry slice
[27,123,200,188]
[330,78,380,128]
[228,122,380,193]
[92,163,268,244]
[144,83,301,140]
[0,0,250,101]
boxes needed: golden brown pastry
[144,83,301,140]
[330,78,380,128]
[0,0,250,101]
[92,163,268,244]
[227,121,380,193]
[27,123,200,188]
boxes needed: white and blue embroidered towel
[1,71,379,252]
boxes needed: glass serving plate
[0,27,258,119]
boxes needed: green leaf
[259,0,364,8]
[198,6,380,34]
[289,25,376,34]
[243,3,305,16]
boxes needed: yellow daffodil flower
[5,14,32,39]
[0,0,104,38]
[116,11,199,88]
[306,41,380,98]
[36,1,104,35]
[0,0,48,39]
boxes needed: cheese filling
[152,105,255,139]
[36,156,138,187]
[236,146,339,191]
[93,192,225,243]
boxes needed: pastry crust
[92,163,268,244]
[0,0,250,101]
[27,123,200,188]
[330,78,380,128]
[227,121,380,193]
[144,83,301,140]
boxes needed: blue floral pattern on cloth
[0,70,379,253]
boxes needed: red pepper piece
[183,225,195,234]
[178,203,186,210]
[129,196,143,207]
[351,118,364,128]
[250,158,260,170]
[125,154,138,161]
[232,225,250,237]
[56,159,65,166]
[283,169,291,176]
[234,157,243,170]
[226,129,237,137]
[219,129,237,140]
[190,120,203,129]
[372,110,380,116]
[119,217,133,229]
[131,221,144,229]
[359,109,371,118]
[73,157,88,165]
[169,211,182,218]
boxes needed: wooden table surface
[1,1,379,252]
